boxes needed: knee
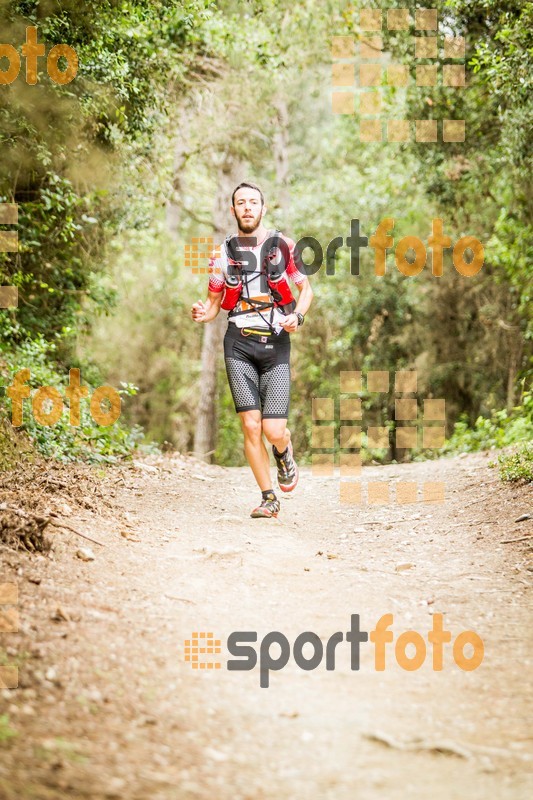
[262,420,286,444]
[241,415,262,442]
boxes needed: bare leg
[239,410,272,491]
[262,418,290,454]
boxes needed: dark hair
[231,182,264,207]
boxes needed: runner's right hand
[191,300,207,322]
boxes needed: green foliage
[444,389,533,453]
[493,443,533,483]
[0,714,17,743]
[0,0,530,468]
[0,335,149,462]
[346,0,533,438]
[85,0,530,466]
[0,0,225,463]
[0,0,221,348]
[77,221,204,455]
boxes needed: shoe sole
[250,509,279,518]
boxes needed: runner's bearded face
[233,193,263,234]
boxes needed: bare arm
[191,290,223,324]
[280,277,314,332]
[294,277,313,317]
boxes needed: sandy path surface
[0,452,532,799]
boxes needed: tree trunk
[165,109,190,238]
[193,158,245,461]
[273,97,290,211]
[192,313,226,459]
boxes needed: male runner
[191,182,313,518]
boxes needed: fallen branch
[456,519,484,527]
[364,731,471,759]
[444,519,488,533]
[463,497,486,508]
[164,595,196,604]
[364,730,530,761]
[49,520,106,547]
[500,535,533,544]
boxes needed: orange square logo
[185,632,222,670]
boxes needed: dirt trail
[1,452,532,799]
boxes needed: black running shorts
[223,324,291,418]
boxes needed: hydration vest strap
[225,230,295,332]
[229,297,272,315]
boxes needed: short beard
[236,212,261,234]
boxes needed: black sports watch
[296,312,305,327]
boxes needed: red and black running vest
[221,230,296,330]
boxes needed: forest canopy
[0,0,531,467]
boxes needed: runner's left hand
[280,313,299,333]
